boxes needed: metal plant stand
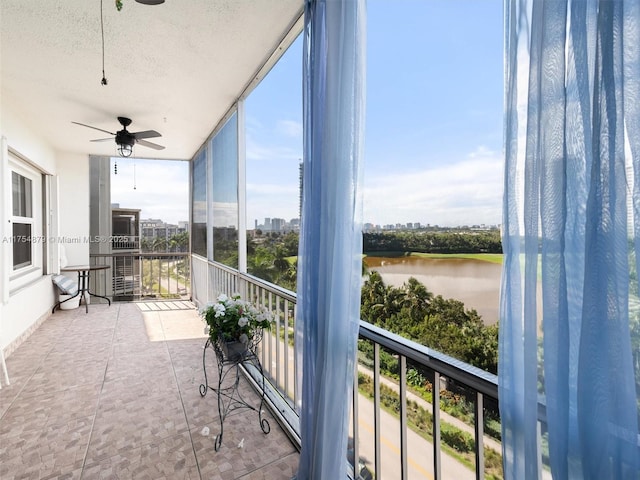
[199,333,270,451]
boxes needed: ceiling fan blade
[137,139,165,150]
[132,130,161,140]
[90,138,115,143]
[72,121,115,136]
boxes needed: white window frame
[8,154,44,291]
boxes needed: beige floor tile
[0,302,299,480]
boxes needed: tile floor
[0,302,299,479]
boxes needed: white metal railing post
[475,391,485,479]
[284,298,290,399]
[293,301,299,408]
[433,371,441,480]
[276,294,281,389]
[399,354,408,479]
[373,342,382,479]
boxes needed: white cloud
[246,142,301,162]
[362,147,503,226]
[245,145,503,228]
[110,159,189,224]
[247,183,298,195]
[246,183,299,224]
[108,146,503,230]
[277,120,302,138]
[213,202,239,228]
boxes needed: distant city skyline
[251,214,499,233]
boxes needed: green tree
[360,272,498,374]
[247,245,277,283]
[282,231,299,256]
[168,231,189,252]
[152,236,167,252]
[416,296,498,373]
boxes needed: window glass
[211,113,238,268]
[191,148,207,257]
[12,223,32,269]
[9,156,44,286]
[11,171,35,271]
[12,171,32,217]
[245,36,302,290]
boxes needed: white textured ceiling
[1,0,303,160]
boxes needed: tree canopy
[361,271,498,374]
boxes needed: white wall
[1,104,56,175]
[56,153,90,266]
[2,276,54,354]
[0,104,83,352]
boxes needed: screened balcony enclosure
[0,273,502,480]
[4,1,640,480]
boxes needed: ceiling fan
[72,116,165,157]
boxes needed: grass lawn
[289,252,503,265]
[363,251,503,265]
[408,252,503,264]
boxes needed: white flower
[217,293,228,303]
[199,301,215,315]
[213,303,226,317]
[238,316,249,327]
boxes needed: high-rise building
[141,218,189,250]
[272,218,285,232]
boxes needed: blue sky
[113,1,504,228]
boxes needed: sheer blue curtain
[501,1,640,478]
[294,0,366,479]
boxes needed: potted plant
[201,293,273,360]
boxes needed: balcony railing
[90,252,190,300]
[111,235,140,250]
[192,255,505,480]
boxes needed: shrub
[440,424,474,453]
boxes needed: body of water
[363,256,502,325]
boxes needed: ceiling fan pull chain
[100,0,108,86]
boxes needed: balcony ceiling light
[117,142,133,157]
[135,0,165,4]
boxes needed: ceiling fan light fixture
[117,143,133,157]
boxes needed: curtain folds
[294,0,366,478]
[501,1,640,478]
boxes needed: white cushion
[52,275,78,295]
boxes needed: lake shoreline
[363,251,503,265]
[363,254,502,325]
